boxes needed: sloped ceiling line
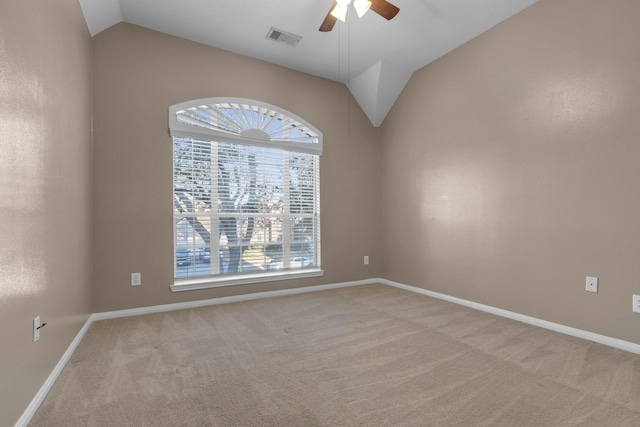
[78,0,538,127]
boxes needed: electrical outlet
[33,316,40,343]
[633,295,640,313]
[585,276,598,293]
[364,256,369,265]
[131,272,141,286]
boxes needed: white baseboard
[92,278,378,321]
[16,276,640,426]
[15,315,94,427]
[379,278,640,355]
[15,278,376,426]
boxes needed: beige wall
[92,24,381,312]
[0,0,93,424]
[7,0,640,421]
[380,0,640,344]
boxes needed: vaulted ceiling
[79,0,538,127]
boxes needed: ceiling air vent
[266,27,302,47]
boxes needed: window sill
[171,268,324,292]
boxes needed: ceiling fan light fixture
[319,0,399,32]
[353,0,372,18]
[330,4,348,22]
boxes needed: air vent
[266,27,302,47]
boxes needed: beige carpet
[29,284,640,426]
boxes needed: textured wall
[380,0,640,344]
[92,24,381,312]
[0,0,92,424]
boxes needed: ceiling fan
[319,0,400,32]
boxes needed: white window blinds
[170,99,322,289]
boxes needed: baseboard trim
[379,278,640,355]
[15,315,94,427]
[17,276,640,426]
[15,278,376,426]
[92,278,378,321]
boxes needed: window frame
[169,98,323,292]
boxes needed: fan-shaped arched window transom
[169,98,323,291]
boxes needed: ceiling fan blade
[319,1,338,32]
[370,0,400,20]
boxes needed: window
[169,98,323,291]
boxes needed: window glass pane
[290,216,316,263]
[265,242,284,270]
[175,216,212,247]
[174,139,213,214]
[242,246,267,272]
[289,153,316,214]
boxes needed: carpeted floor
[29,284,640,426]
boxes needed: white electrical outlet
[364,256,369,265]
[633,295,640,313]
[585,276,598,293]
[33,316,40,343]
[131,272,141,286]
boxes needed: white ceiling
[79,0,538,127]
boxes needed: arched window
[169,98,323,291]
